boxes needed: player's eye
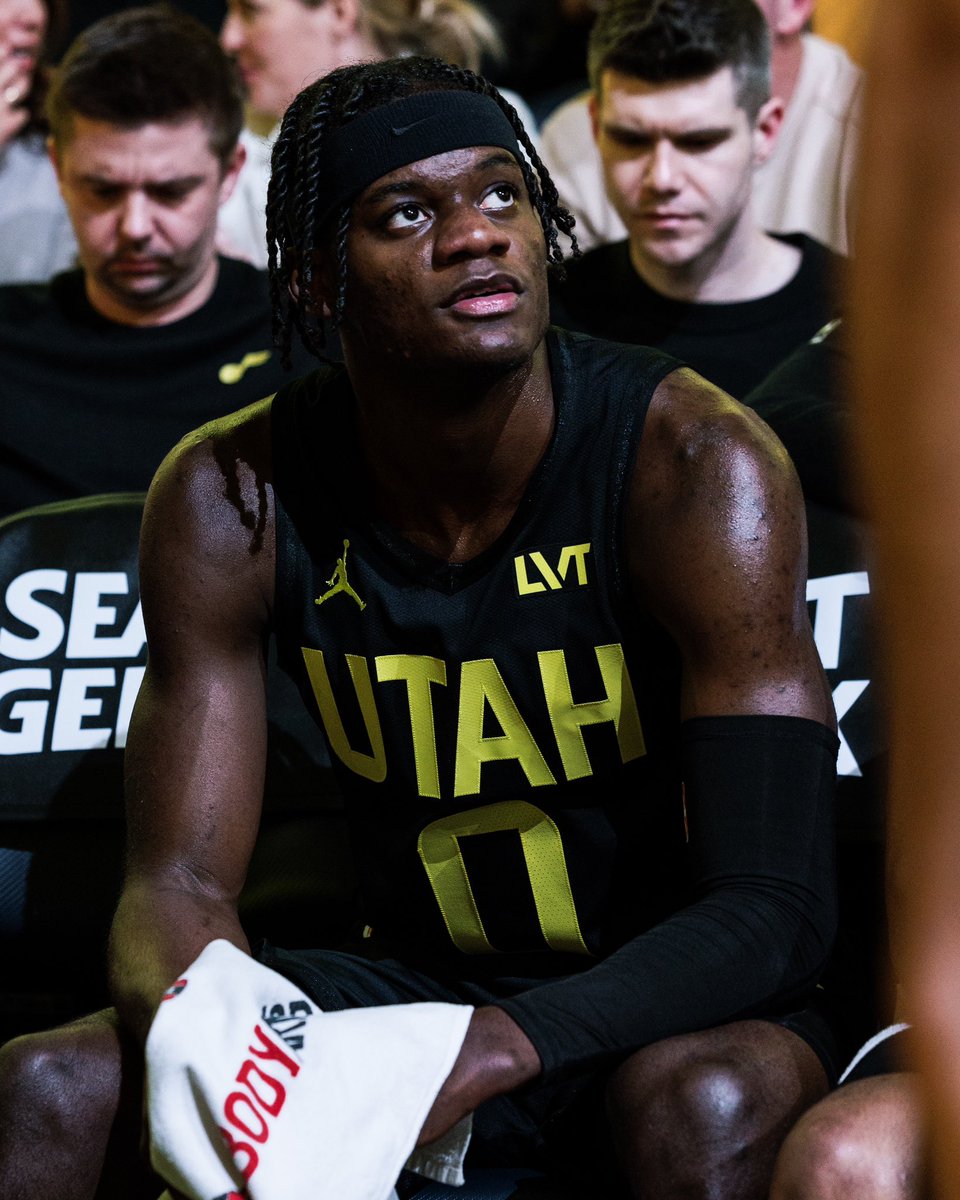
[383,203,428,230]
[480,184,518,213]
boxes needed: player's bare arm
[630,367,836,726]
[108,400,277,1044]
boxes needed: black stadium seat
[805,501,891,1056]
[0,494,353,1042]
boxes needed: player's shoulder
[168,393,274,476]
[642,366,799,504]
[144,395,277,568]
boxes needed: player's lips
[442,273,523,317]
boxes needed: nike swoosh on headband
[390,117,434,136]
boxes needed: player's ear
[752,96,785,165]
[287,250,335,320]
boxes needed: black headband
[314,90,524,229]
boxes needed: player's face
[51,115,244,325]
[221,0,347,121]
[592,66,778,276]
[329,144,550,376]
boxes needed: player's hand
[416,1006,541,1147]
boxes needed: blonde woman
[218,0,538,266]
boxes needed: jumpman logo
[315,539,366,611]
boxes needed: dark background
[63,0,592,111]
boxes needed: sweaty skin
[108,142,833,1161]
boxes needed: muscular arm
[495,370,838,1078]
[109,404,275,1044]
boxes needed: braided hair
[266,55,578,365]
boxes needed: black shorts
[257,939,845,1177]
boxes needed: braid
[333,204,351,328]
[266,56,579,362]
[266,88,311,367]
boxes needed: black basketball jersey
[272,328,685,979]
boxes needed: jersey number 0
[417,799,591,956]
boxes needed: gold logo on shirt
[514,543,591,595]
[315,539,366,611]
[218,349,272,384]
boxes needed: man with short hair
[0,54,838,1200]
[549,0,842,399]
[542,0,861,256]
[0,5,315,520]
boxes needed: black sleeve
[496,714,839,1081]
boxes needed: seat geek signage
[0,566,144,755]
[0,495,146,819]
[804,503,879,784]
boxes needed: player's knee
[608,1045,756,1154]
[771,1101,916,1200]
[0,1033,85,1137]
[0,1019,121,1141]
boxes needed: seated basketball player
[0,55,839,1200]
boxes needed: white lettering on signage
[0,569,146,754]
[807,572,872,778]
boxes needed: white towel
[146,939,474,1200]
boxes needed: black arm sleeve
[496,714,839,1081]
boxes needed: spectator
[218,0,538,267]
[0,0,77,282]
[549,0,843,399]
[541,0,861,255]
[0,4,316,519]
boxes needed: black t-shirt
[0,257,318,518]
[743,319,851,513]
[549,233,843,398]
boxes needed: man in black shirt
[0,6,315,520]
[549,0,843,399]
[0,54,838,1200]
